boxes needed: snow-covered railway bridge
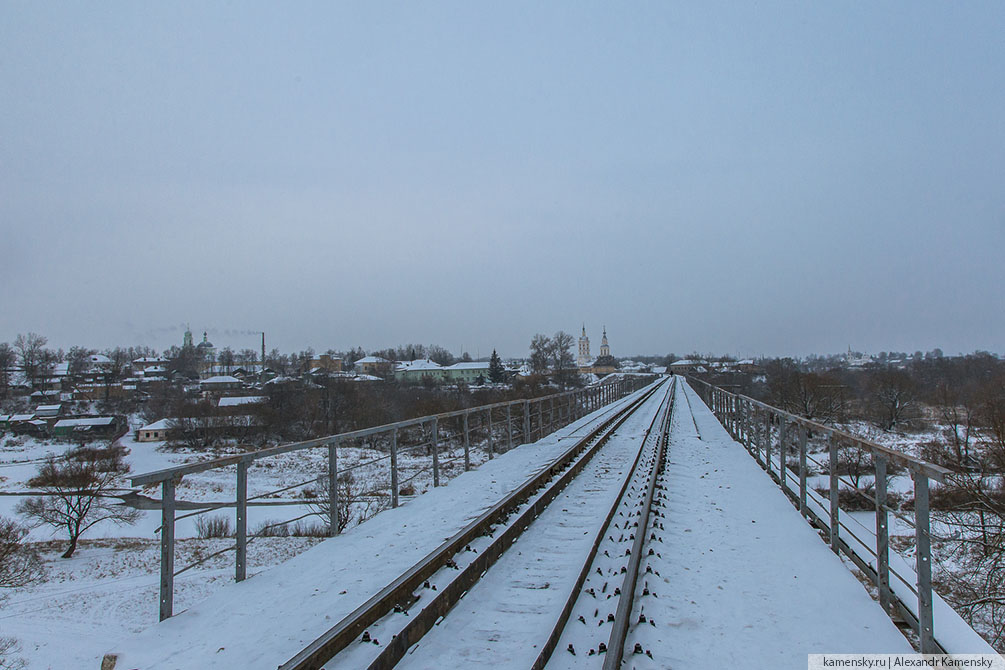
[103,377,997,669]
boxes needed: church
[577,325,617,376]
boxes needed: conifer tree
[488,349,506,383]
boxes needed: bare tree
[0,517,43,589]
[14,332,52,390]
[0,343,14,402]
[869,367,918,430]
[765,359,846,424]
[218,347,236,375]
[65,346,94,391]
[426,345,455,367]
[16,446,140,558]
[936,379,978,468]
[0,636,26,670]
[550,331,576,389]
[100,347,132,400]
[305,470,387,535]
[529,334,551,374]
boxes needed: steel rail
[279,379,667,670]
[530,380,675,670]
[603,381,673,669]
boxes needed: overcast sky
[2,2,1002,359]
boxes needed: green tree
[488,350,506,383]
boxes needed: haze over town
[2,3,1003,359]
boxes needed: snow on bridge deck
[618,380,913,668]
[107,379,917,670]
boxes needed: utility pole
[261,332,266,386]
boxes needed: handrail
[131,380,640,486]
[140,375,654,621]
[685,375,950,654]
[688,378,950,482]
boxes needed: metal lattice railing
[131,376,653,621]
[687,376,952,655]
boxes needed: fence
[131,376,653,621]
[687,377,952,654]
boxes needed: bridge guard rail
[686,376,957,655]
[131,376,653,621]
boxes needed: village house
[353,356,393,378]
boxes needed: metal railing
[687,377,952,654]
[131,376,653,621]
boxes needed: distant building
[394,359,443,383]
[133,356,169,372]
[309,354,343,373]
[441,362,490,384]
[52,416,125,440]
[577,325,591,368]
[669,359,703,374]
[136,418,172,442]
[199,375,243,393]
[577,324,617,375]
[354,356,393,378]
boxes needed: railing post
[874,454,891,614]
[236,459,248,580]
[431,419,440,486]
[487,408,494,459]
[538,399,543,439]
[390,428,399,508]
[798,425,808,517]
[731,395,739,437]
[829,439,840,554]
[159,477,176,621]
[744,401,752,453]
[328,438,339,534]
[765,413,773,476]
[463,412,471,471]
[523,400,531,443]
[778,418,787,491]
[914,472,935,653]
[506,404,513,449]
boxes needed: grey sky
[2,2,1003,359]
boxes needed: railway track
[280,377,675,670]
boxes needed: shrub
[195,515,232,539]
[290,520,328,537]
[252,520,290,537]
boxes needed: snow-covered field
[0,418,499,669]
[0,393,642,670]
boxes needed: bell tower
[600,326,610,358]
[577,324,591,368]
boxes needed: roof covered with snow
[218,396,266,407]
[395,359,442,371]
[444,362,490,370]
[354,356,390,364]
[54,417,116,427]
[139,419,171,431]
[200,375,241,385]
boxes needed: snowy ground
[6,381,996,669]
[2,388,653,670]
[0,406,567,670]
